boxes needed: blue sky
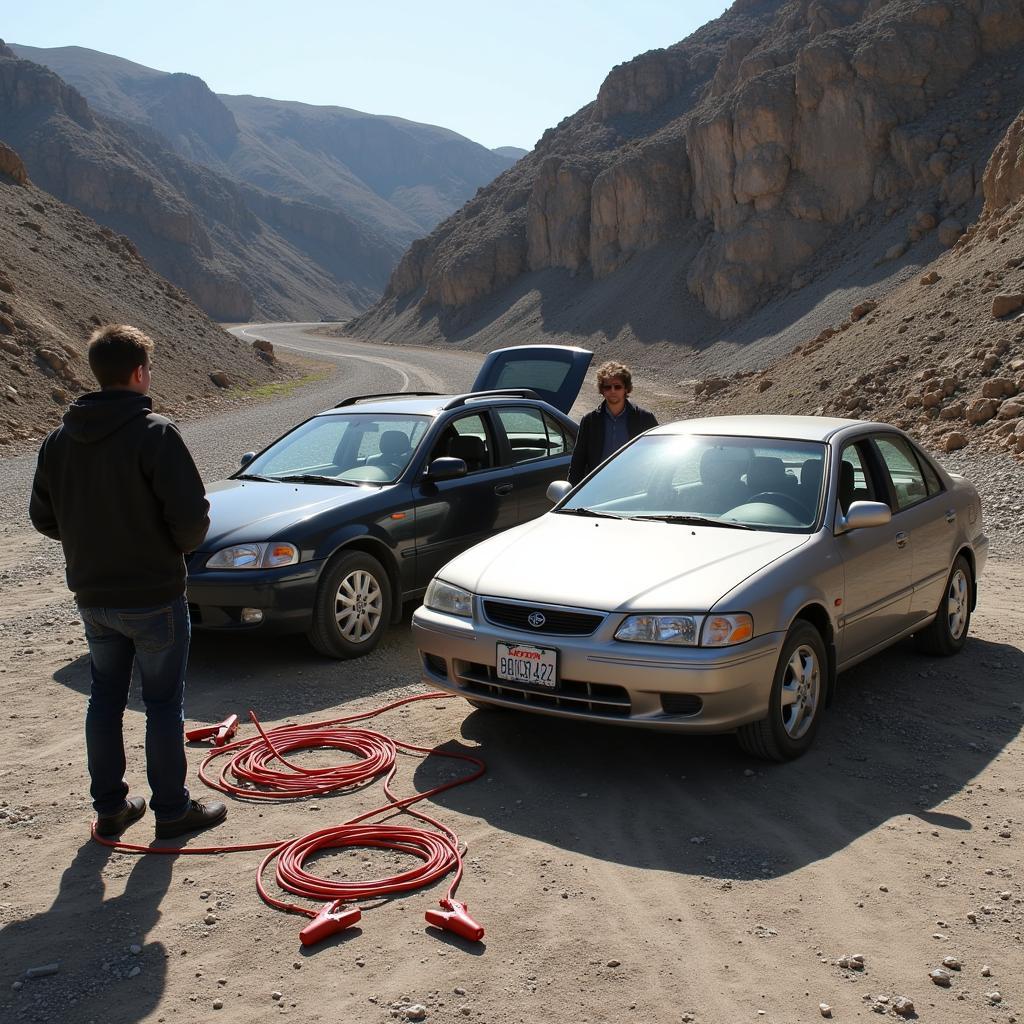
[4,1,731,150]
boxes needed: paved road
[1,324,484,530]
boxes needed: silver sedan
[412,416,988,760]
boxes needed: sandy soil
[0,532,1020,1024]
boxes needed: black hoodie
[30,390,210,607]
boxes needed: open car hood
[471,345,593,415]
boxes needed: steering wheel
[746,491,810,520]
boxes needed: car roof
[312,394,573,419]
[649,415,901,443]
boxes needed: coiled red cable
[91,691,485,930]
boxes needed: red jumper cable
[90,692,486,944]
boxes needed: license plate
[495,641,558,688]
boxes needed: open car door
[471,345,593,415]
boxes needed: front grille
[423,653,448,679]
[660,693,703,716]
[456,661,630,718]
[483,600,604,636]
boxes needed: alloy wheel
[947,567,969,641]
[779,643,820,740]
[334,569,383,643]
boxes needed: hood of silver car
[438,514,810,612]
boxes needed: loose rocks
[930,967,952,986]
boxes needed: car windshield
[242,413,431,485]
[560,433,828,532]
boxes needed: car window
[543,413,571,457]
[561,433,826,532]
[246,413,429,484]
[430,413,493,473]
[496,407,569,463]
[873,435,930,511]
[915,445,944,496]
[838,442,879,514]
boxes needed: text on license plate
[495,641,558,688]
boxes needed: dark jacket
[568,398,658,485]
[29,390,210,607]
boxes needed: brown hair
[87,324,154,387]
[595,360,632,394]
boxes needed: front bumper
[186,557,325,634]
[412,602,784,733]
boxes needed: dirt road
[1,333,1020,1024]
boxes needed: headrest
[700,447,746,484]
[449,435,486,463]
[379,430,411,457]
[747,455,787,493]
[800,458,824,493]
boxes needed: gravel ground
[1,327,1020,1024]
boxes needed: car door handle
[493,483,513,495]
[895,531,909,549]
[945,509,957,523]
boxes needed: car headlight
[614,612,753,647]
[424,578,473,617]
[205,542,299,569]
[615,615,700,645]
[701,613,753,647]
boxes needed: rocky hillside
[352,0,1024,355]
[703,102,1024,462]
[0,141,281,448]
[10,44,521,247]
[0,42,400,321]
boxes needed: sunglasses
[600,382,625,391]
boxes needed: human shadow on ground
[0,839,173,1024]
[413,635,1023,882]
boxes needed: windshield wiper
[273,474,358,486]
[556,507,624,519]
[235,473,276,482]
[629,514,755,530]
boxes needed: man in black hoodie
[567,360,658,485]
[30,325,226,840]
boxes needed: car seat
[448,434,488,472]
[693,448,749,512]
[746,456,793,496]
[799,458,825,511]
[367,430,412,472]
[838,461,855,514]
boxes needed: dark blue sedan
[187,346,592,658]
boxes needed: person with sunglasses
[567,360,658,484]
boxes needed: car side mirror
[836,500,892,534]
[546,480,572,504]
[426,457,467,481]
[239,451,256,467]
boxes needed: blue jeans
[81,596,191,821]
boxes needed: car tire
[307,550,392,659]
[914,554,972,657]
[736,620,826,762]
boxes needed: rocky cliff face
[0,45,396,320]
[365,0,1024,327]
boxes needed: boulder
[0,142,28,185]
[982,377,1018,399]
[209,371,232,389]
[997,399,1024,420]
[943,431,968,452]
[991,293,1024,318]
[937,218,964,246]
[850,299,878,321]
[966,398,999,424]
